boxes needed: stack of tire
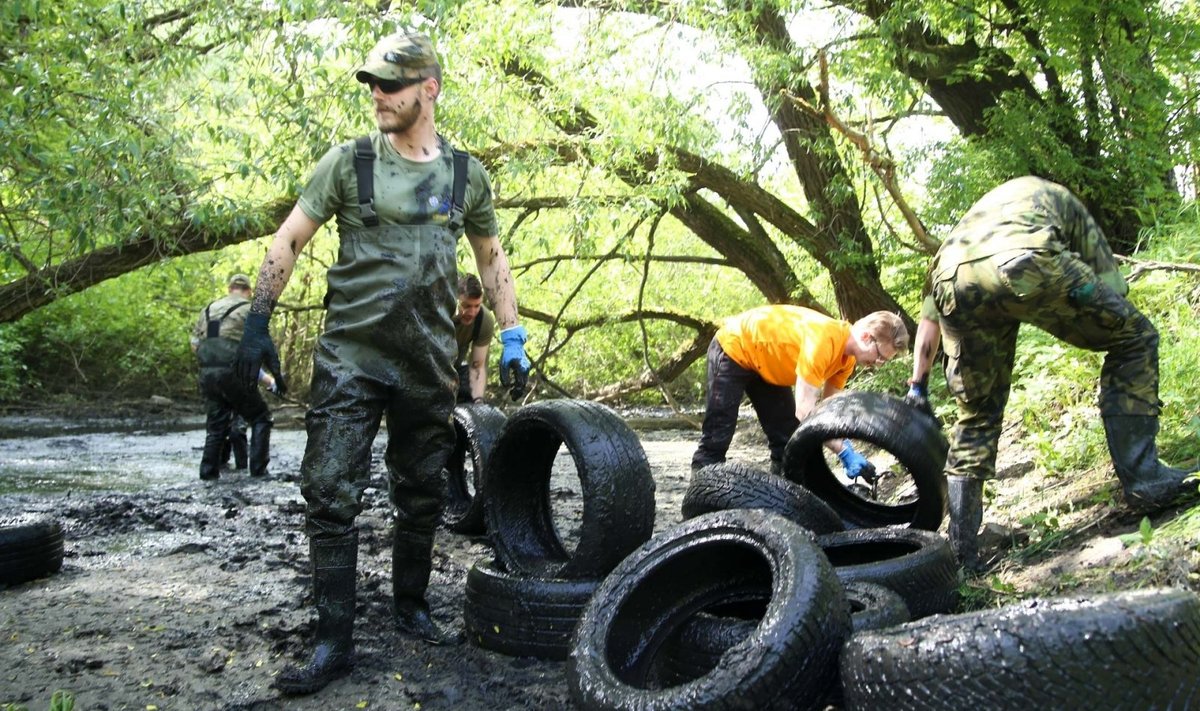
[566,392,1200,708]
[463,399,657,660]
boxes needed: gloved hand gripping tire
[903,375,934,417]
[235,312,282,388]
[838,440,878,485]
[499,325,531,401]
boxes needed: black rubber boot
[1104,415,1198,511]
[275,532,358,695]
[199,415,228,481]
[249,417,272,478]
[230,419,248,471]
[947,475,985,573]
[392,529,458,645]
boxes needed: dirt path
[0,410,772,711]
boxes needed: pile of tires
[463,399,656,660]
[569,509,853,710]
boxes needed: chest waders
[279,138,473,695]
[195,301,273,480]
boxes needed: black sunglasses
[365,76,423,94]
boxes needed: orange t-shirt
[716,306,855,388]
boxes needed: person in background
[452,273,494,403]
[233,31,531,695]
[692,305,909,478]
[191,274,279,481]
[906,175,1198,571]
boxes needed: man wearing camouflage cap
[234,31,531,694]
[191,274,275,480]
[907,176,1197,571]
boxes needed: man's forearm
[469,363,486,400]
[470,235,519,329]
[250,205,319,316]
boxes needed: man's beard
[377,97,422,134]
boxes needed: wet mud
[0,408,769,710]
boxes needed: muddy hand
[236,312,278,386]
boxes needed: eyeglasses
[870,340,893,364]
[364,76,423,94]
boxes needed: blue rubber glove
[838,440,878,484]
[235,312,282,387]
[498,325,531,400]
[904,378,933,417]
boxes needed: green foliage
[1,689,73,711]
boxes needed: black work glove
[236,312,280,387]
[270,371,289,398]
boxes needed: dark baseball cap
[355,32,440,83]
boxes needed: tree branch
[1116,255,1200,282]
[782,51,939,254]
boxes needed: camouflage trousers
[933,248,1160,482]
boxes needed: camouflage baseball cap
[355,32,440,83]
[228,274,252,289]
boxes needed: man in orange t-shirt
[691,306,908,477]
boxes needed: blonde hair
[852,311,909,353]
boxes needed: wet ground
[0,405,773,711]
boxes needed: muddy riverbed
[0,404,777,711]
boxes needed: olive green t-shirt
[297,132,499,236]
[453,306,495,364]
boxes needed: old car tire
[841,588,1200,710]
[568,509,850,710]
[660,581,909,686]
[0,514,65,586]
[817,527,958,619]
[463,557,599,661]
[681,462,845,534]
[783,391,948,531]
[485,399,655,580]
[442,403,507,535]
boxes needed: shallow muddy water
[0,406,773,710]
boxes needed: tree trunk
[0,198,293,324]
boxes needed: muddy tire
[463,557,598,661]
[841,588,1200,710]
[442,403,507,535]
[783,392,948,531]
[568,509,850,710]
[817,527,958,619]
[0,514,65,586]
[681,462,845,534]
[659,581,908,686]
[485,399,655,580]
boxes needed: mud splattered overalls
[300,135,470,545]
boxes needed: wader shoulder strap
[471,311,483,344]
[206,301,249,338]
[354,136,379,227]
[448,148,469,233]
